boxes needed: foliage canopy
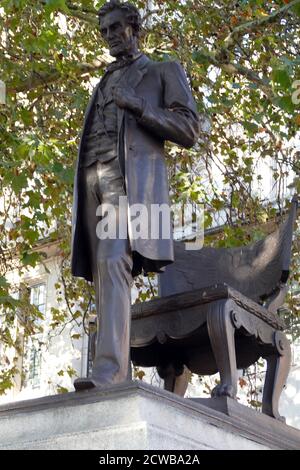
[0,0,299,395]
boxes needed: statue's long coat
[71,54,199,282]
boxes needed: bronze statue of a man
[71,0,199,390]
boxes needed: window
[27,343,42,386]
[23,283,46,389]
[30,283,46,317]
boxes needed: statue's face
[100,9,136,58]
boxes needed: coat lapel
[84,54,149,124]
[117,54,150,133]
[80,55,150,159]
[121,54,150,90]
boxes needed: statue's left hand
[113,86,143,116]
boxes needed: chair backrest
[159,196,298,306]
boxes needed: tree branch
[65,8,98,25]
[39,0,98,25]
[65,1,97,15]
[142,9,160,23]
[7,60,106,94]
[224,0,300,47]
[221,62,272,98]
[196,50,273,99]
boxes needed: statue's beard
[109,37,137,59]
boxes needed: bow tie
[106,53,142,74]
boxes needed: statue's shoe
[73,377,107,391]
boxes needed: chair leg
[262,331,291,421]
[157,363,190,397]
[207,301,237,399]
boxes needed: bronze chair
[131,196,298,420]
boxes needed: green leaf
[26,191,41,210]
[273,96,295,114]
[24,228,40,244]
[52,162,64,174]
[57,386,69,394]
[66,366,77,378]
[242,121,259,135]
[20,108,33,126]
[45,0,68,12]
[231,192,240,208]
[204,212,213,229]
[21,252,40,267]
[292,3,300,18]
[11,173,28,193]
[211,199,225,211]
[71,334,81,340]
[0,277,8,288]
[272,68,291,89]
[192,51,211,65]
[60,167,74,184]
[0,296,19,308]
[72,311,82,320]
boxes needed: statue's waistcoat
[80,68,124,168]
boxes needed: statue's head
[98,1,142,58]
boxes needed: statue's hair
[98,1,142,37]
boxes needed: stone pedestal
[0,381,299,450]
